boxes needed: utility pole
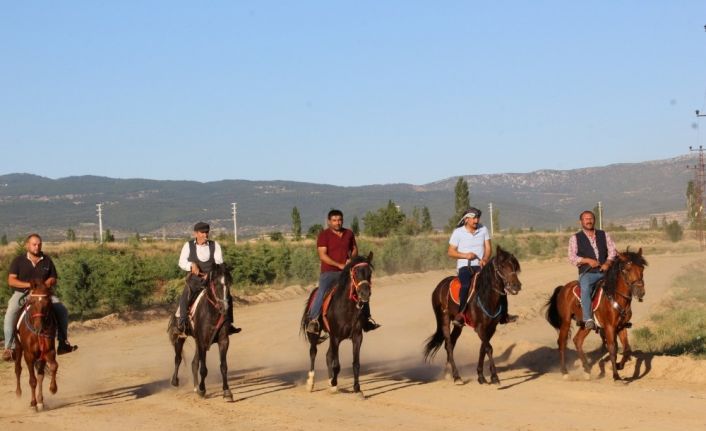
[597,201,603,230]
[96,203,104,244]
[687,143,705,250]
[488,202,494,237]
[231,202,238,243]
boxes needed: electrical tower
[687,145,705,250]
[231,202,238,243]
[96,203,104,244]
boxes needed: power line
[96,203,104,244]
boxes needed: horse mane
[331,255,373,300]
[603,249,648,295]
[476,247,520,306]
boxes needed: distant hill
[0,156,692,240]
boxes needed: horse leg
[47,353,58,395]
[486,341,500,385]
[604,326,621,380]
[197,345,208,397]
[573,328,591,380]
[351,332,363,397]
[191,347,200,394]
[35,361,45,411]
[171,336,185,387]
[445,320,463,385]
[558,319,571,378]
[15,351,22,398]
[219,333,233,401]
[27,358,38,410]
[306,333,318,392]
[616,328,631,371]
[476,340,488,385]
[326,336,341,393]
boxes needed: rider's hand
[191,263,200,276]
[599,262,610,272]
[466,252,476,261]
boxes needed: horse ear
[495,245,505,259]
[367,251,374,263]
[637,247,642,256]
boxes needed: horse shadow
[54,379,172,409]
[221,366,298,402]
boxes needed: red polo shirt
[317,228,357,273]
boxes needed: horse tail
[300,288,317,339]
[423,277,452,362]
[545,285,563,329]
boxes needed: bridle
[492,259,519,295]
[348,262,371,306]
[205,274,229,315]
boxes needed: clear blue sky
[1,1,705,186]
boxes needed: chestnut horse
[14,280,59,411]
[545,248,647,380]
[168,264,234,401]
[424,246,522,385]
[300,253,373,396]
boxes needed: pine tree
[351,216,360,236]
[291,207,302,240]
[421,207,433,233]
[447,177,470,231]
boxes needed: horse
[13,279,59,411]
[423,246,522,385]
[168,264,234,401]
[545,248,647,380]
[300,253,374,396]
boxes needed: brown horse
[424,246,522,385]
[545,248,647,380]
[300,253,373,396]
[14,280,59,411]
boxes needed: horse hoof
[223,391,234,402]
[329,386,338,394]
[490,376,500,385]
[454,378,464,386]
[583,372,591,381]
[477,377,488,385]
[171,377,179,387]
[198,390,206,398]
[562,373,569,381]
[36,403,44,412]
[356,391,366,400]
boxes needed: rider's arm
[567,235,582,266]
[213,242,224,265]
[178,242,192,272]
[8,273,30,290]
[318,246,345,270]
[480,239,492,267]
[447,244,477,261]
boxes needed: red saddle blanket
[448,276,478,328]
[307,287,336,332]
[571,282,603,312]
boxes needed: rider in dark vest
[568,211,617,330]
[177,222,240,335]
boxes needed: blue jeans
[579,271,604,322]
[308,271,341,320]
[3,291,70,349]
[458,266,479,312]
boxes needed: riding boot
[361,302,380,332]
[226,294,241,334]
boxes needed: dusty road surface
[2,252,706,431]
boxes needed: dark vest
[188,240,216,274]
[575,230,608,274]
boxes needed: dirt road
[2,253,706,430]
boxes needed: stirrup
[362,318,380,332]
[306,320,320,334]
[452,313,465,327]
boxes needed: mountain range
[0,155,692,240]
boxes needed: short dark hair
[25,233,42,244]
[328,209,343,219]
[579,210,595,220]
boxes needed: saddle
[307,287,337,333]
[174,290,207,330]
[448,275,479,328]
[571,280,603,312]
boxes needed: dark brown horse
[545,248,647,380]
[424,246,521,385]
[14,280,59,411]
[168,264,233,401]
[300,253,373,396]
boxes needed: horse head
[347,252,374,308]
[26,279,54,331]
[207,264,231,315]
[493,246,522,295]
[615,247,648,302]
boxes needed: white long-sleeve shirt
[178,240,224,272]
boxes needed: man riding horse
[567,210,617,330]
[448,207,517,327]
[3,233,77,361]
[176,222,240,336]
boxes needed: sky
[1,1,705,186]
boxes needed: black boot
[226,294,241,334]
[361,303,380,332]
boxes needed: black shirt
[8,253,58,292]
